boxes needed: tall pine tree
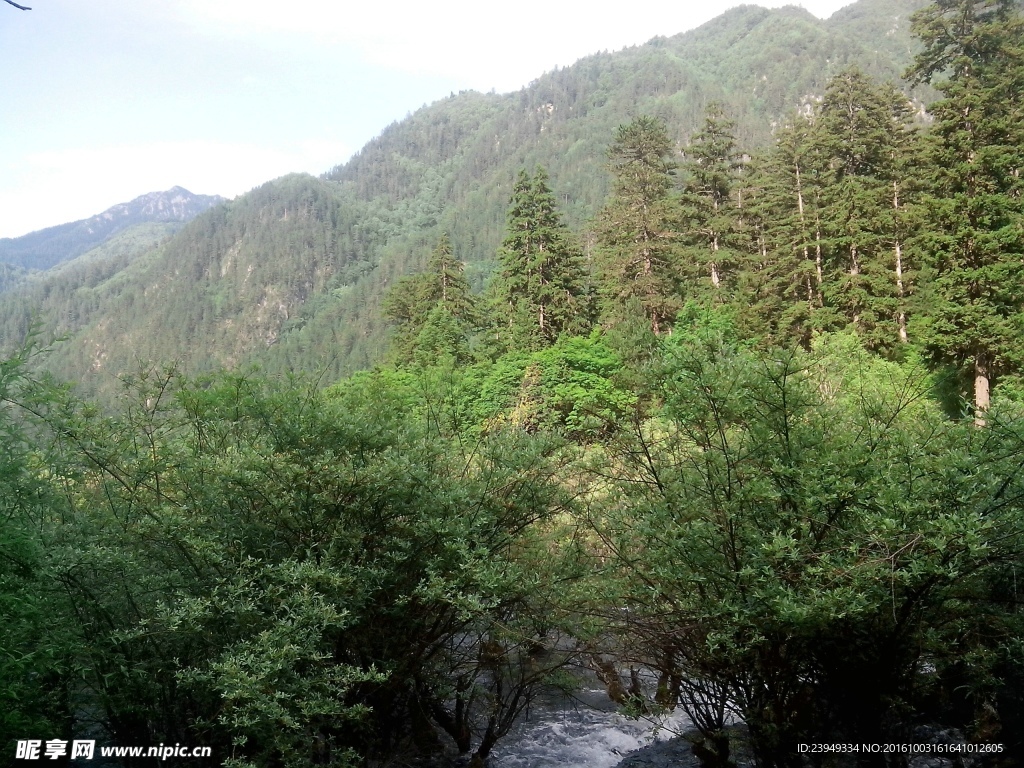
[907,0,1024,420]
[815,67,920,352]
[597,116,679,335]
[741,72,921,351]
[383,233,476,362]
[490,168,593,350]
[678,104,744,299]
[742,118,825,346]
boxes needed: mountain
[0,186,225,273]
[0,0,930,394]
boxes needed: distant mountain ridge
[0,187,225,272]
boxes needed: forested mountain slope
[0,221,196,343]
[0,0,929,392]
[4,175,373,382]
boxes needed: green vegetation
[2,356,579,767]
[590,332,1024,765]
[0,0,932,395]
[677,103,744,300]
[4,1,1024,766]
[383,233,478,364]
[597,116,680,335]
[488,168,593,350]
[905,0,1024,420]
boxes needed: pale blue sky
[0,0,854,238]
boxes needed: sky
[1,0,855,239]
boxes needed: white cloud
[176,0,857,93]
[0,139,351,239]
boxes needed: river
[488,678,692,768]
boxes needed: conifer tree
[880,87,923,347]
[383,233,476,362]
[426,232,476,317]
[491,168,592,350]
[678,104,744,298]
[906,0,1024,420]
[741,71,921,351]
[597,116,679,335]
[742,119,825,346]
[413,303,473,365]
[815,68,919,351]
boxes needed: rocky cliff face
[92,187,224,229]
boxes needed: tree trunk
[894,181,908,343]
[795,165,819,303]
[711,233,721,288]
[814,211,823,305]
[895,238,908,343]
[588,651,629,705]
[974,353,990,427]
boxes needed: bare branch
[3,0,32,8]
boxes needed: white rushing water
[489,682,691,768]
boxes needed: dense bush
[587,333,1024,765]
[3,363,576,767]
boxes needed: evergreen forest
[0,0,935,389]
[3,0,1024,767]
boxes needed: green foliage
[597,116,680,334]
[589,335,1024,762]
[906,0,1024,414]
[738,119,823,347]
[475,333,634,440]
[4,366,577,766]
[489,168,594,350]
[384,233,477,363]
[814,67,921,352]
[173,562,378,768]
[677,104,745,298]
[664,299,746,356]
[0,340,73,746]
[738,69,922,353]
[412,304,473,365]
